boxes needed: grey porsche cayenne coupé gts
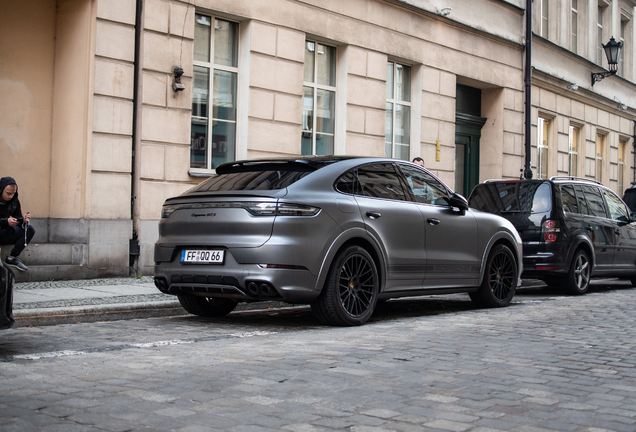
[154,156,522,326]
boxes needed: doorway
[455,85,486,197]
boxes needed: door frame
[455,113,486,196]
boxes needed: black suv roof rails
[549,176,604,186]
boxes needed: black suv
[469,177,636,294]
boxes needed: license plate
[181,250,224,264]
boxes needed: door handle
[427,218,440,225]
[366,211,381,219]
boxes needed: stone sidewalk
[11,276,297,327]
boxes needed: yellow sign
[436,140,441,162]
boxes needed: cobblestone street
[1,282,636,432]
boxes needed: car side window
[603,190,630,223]
[335,170,360,195]
[582,186,608,219]
[398,165,450,205]
[356,163,407,201]
[560,184,578,213]
[574,185,589,215]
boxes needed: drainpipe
[129,0,143,274]
[523,0,533,180]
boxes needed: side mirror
[445,193,469,212]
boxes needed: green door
[454,133,480,197]
[455,113,486,197]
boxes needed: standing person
[0,177,35,272]
[412,157,424,166]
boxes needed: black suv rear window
[469,181,552,215]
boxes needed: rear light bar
[161,202,320,218]
[542,219,559,242]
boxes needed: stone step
[6,264,130,283]
[0,243,87,267]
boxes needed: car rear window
[469,181,552,215]
[190,169,312,192]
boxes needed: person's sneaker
[5,256,28,272]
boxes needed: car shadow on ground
[174,278,636,328]
[515,278,635,298]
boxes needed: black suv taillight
[542,220,558,242]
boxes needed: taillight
[542,219,559,242]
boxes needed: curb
[14,301,187,327]
[12,299,300,327]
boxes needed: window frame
[619,139,627,194]
[598,3,607,65]
[571,0,578,53]
[596,132,606,183]
[540,0,549,38]
[537,116,551,179]
[302,40,337,156]
[190,14,240,175]
[568,124,580,177]
[385,61,412,161]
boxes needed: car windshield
[469,181,552,215]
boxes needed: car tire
[311,245,379,326]
[564,249,591,295]
[469,244,517,308]
[177,294,237,317]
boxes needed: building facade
[0,0,633,281]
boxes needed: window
[386,62,411,160]
[356,164,407,201]
[537,117,550,179]
[561,184,578,213]
[596,134,605,182]
[302,41,336,156]
[583,186,608,218]
[619,140,627,194]
[620,19,627,76]
[603,189,630,222]
[541,0,549,38]
[571,0,578,53]
[399,165,449,205]
[574,185,589,215]
[568,125,579,176]
[598,5,605,65]
[191,15,239,171]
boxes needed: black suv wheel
[564,249,590,295]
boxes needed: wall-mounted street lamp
[591,37,623,86]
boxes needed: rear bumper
[153,250,320,304]
[522,252,568,277]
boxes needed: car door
[602,189,636,270]
[398,164,480,287]
[580,185,615,270]
[352,163,427,290]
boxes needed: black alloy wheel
[469,244,517,307]
[311,245,379,326]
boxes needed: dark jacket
[0,177,22,230]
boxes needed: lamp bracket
[591,70,616,86]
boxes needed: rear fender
[313,228,388,295]
[565,235,595,273]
